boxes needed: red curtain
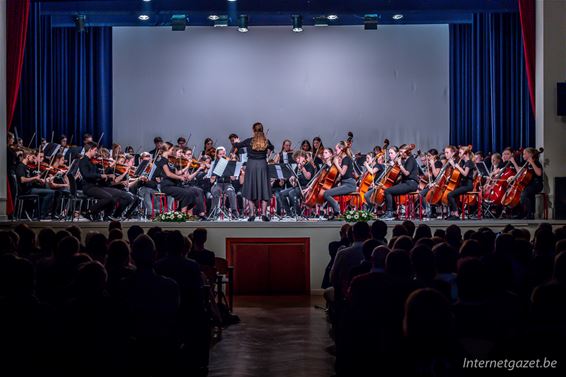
[518,0,536,115]
[5,0,30,215]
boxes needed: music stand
[207,159,242,220]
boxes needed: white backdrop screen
[113,25,449,153]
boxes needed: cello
[350,139,389,207]
[370,143,415,205]
[439,146,473,205]
[303,133,353,208]
[483,150,522,205]
[501,148,543,208]
[425,162,453,205]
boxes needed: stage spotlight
[74,15,86,32]
[171,14,187,31]
[364,14,378,30]
[292,15,303,32]
[213,15,228,27]
[138,14,150,21]
[238,15,249,33]
[392,14,404,20]
[314,16,328,27]
[327,15,338,20]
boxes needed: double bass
[501,148,543,208]
[370,143,415,205]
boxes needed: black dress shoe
[380,211,396,220]
[85,211,98,222]
[446,215,460,221]
[262,215,270,222]
[247,216,256,222]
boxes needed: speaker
[556,177,566,219]
[558,83,566,116]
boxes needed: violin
[90,157,114,169]
[114,162,138,177]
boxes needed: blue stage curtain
[449,13,535,153]
[13,3,112,147]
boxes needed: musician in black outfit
[446,145,476,220]
[103,155,139,219]
[363,151,385,212]
[419,148,444,218]
[79,142,129,221]
[155,145,206,219]
[381,144,419,220]
[233,122,274,222]
[515,147,543,219]
[323,141,356,220]
[15,151,56,219]
[210,147,239,219]
[280,150,315,217]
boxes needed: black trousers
[161,184,205,214]
[447,184,473,212]
[83,185,122,216]
[520,181,543,218]
[280,186,302,215]
[384,180,418,211]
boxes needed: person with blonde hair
[233,122,274,221]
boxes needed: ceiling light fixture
[292,15,303,32]
[364,14,378,30]
[314,16,328,27]
[171,14,188,31]
[138,14,150,21]
[208,15,220,21]
[392,14,404,20]
[327,15,338,20]
[238,15,249,32]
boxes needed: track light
[171,14,187,31]
[213,15,228,27]
[74,15,86,32]
[314,16,328,27]
[238,15,249,32]
[292,15,303,32]
[364,14,378,30]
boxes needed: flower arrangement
[340,209,375,223]
[153,211,189,222]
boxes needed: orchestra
[6,124,546,222]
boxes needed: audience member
[188,228,216,267]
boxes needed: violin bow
[28,131,36,149]
[95,132,105,148]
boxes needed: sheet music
[212,158,229,177]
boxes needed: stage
[2,219,565,294]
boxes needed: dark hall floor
[208,296,335,377]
